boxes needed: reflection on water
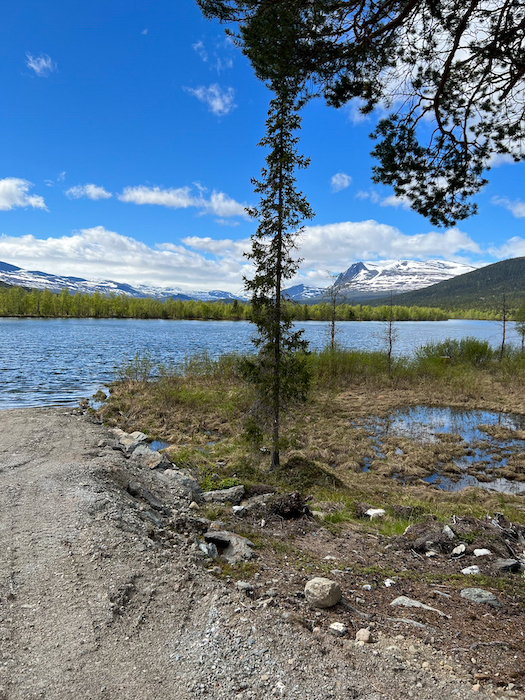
[361,406,525,495]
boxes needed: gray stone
[127,481,170,515]
[199,542,218,558]
[202,485,245,506]
[163,469,203,502]
[494,558,522,573]
[203,530,256,564]
[304,577,342,608]
[442,525,455,540]
[460,588,502,607]
[131,444,170,470]
[390,596,449,618]
[235,581,254,594]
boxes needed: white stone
[390,595,449,618]
[452,544,466,556]
[366,508,386,520]
[304,577,342,608]
[473,548,492,557]
[384,578,396,587]
[461,565,480,575]
[328,622,348,637]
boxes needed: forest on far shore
[0,284,516,322]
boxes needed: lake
[0,317,520,409]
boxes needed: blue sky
[1,0,524,293]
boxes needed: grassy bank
[98,340,525,533]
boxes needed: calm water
[0,317,520,409]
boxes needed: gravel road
[0,408,506,700]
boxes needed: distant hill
[382,257,525,311]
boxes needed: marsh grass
[99,343,525,527]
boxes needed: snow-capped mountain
[333,260,476,299]
[0,258,476,303]
[282,284,327,301]
[0,261,245,301]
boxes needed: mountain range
[0,258,476,303]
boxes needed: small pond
[357,407,525,496]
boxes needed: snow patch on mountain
[335,259,475,295]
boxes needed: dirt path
[0,408,504,700]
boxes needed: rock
[355,628,371,643]
[202,485,245,506]
[163,469,203,502]
[304,577,342,608]
[112,429,148,455]
[494,558,522,573]
[461,565,480,575]
[362,584,372,591]
[131,444,170,470]
[390,596,449,618]
[425,550,438,558]
[442,525,455,540]
[199,542,218,558]
[384,578,396,587]
[460,588,502,606]
[451,544,466,556]
[235,581,254,594]
[203,530,256,564]
[474,548,492,557]
[127,481,170,515]
[365,508,386,520]
[328,622,347,637]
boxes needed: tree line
[0,285,451,321]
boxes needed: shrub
[415,337,495,367]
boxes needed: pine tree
[238,4,314,468]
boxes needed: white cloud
[488,153,518,167]
[0,178,47,211]
[488,237,525,259]
[141,29,148,35]
[205,191,248,218]
[357,189,411,209]
[185,83,236,116]
[118,184,250,219]
[180,220,482,288]
[65,184,112,200]
[119,185,194,208]
[57,171,66,182]
[193,40,208,62]
[0,227,251,293]
[297,221,480,271]
[491,196,525,219]
[26,53,56,77]
[330,172,352,192]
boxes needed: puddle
[357,407,525,495]
[149,440,170,451]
